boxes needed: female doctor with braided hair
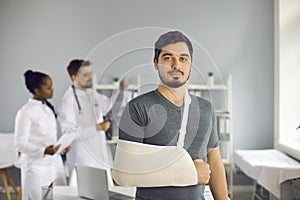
[14,70,69,200]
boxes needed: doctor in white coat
[14,70,69,200]
[57,59,124,178]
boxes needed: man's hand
[62,146,71,155]
[96,120,111,131]
[44,144,61,155]
[194,159,211,185]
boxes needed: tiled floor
[0,192,17,200]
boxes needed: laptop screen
[76,165,110,200]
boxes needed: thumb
[53,144,61,153]
[194,158,204,163]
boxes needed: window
[275,0,300,160]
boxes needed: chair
[0,133,22,200]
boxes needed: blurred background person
[57,59,126,182]
[14,70,69,200]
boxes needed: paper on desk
[55,134,76,154]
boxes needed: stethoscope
[72,85,100,116]
[72,85,82,114]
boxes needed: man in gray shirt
[118,31,228,200]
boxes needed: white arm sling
[112,91,198,187]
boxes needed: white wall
[0,0,274,151]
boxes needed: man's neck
[157,84,186,107]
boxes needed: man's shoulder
[129,90,157,105]
[190,94,213,109]
[60,87,73,100]
[57,87,73,109]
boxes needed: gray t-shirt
[119,90,218,200]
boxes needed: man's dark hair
[154,31,193,62]
[67,59,91,79]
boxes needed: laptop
[76,165,135,200]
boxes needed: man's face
[155,42,192,88]
[75,66,93,89]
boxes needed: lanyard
[176,90,192,148]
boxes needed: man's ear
[154,58,158,70]
[71,75,76,82]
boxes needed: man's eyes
[163,56,189,62]
[82,73,92,77]
[180,57,189,61]
[163,56,172,61]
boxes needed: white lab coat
[57,87,119,175]
[14,99,66,200]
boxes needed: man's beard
[160,77,186,88]
[159,70,190,88]
[81,82,93,89]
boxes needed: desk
[54,186,215,200]
[54,185,136,200]
[233,149,300,199]
[54,186,79,200]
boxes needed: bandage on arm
[112,139,198,187]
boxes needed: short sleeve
[118,101,147,143]
[207,110,219,148]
